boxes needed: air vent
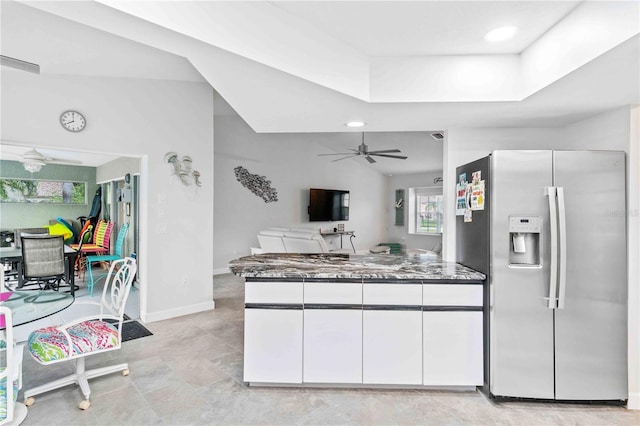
[430,132,444,141]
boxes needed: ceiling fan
[7,148,82,173]
[318,133,407,164]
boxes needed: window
[408,187,443,235]
[0,178,86,204]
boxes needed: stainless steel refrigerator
[456,150,627,401]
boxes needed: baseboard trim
[142,300,216,323]
[628,392,640,410]
[214,267,231,275]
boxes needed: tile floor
[18,273,640,425]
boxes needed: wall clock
[60,110,86,132]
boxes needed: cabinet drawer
[304,282,362,304]
[363,283,422,306]
[245,281,303,304]
[423,284,483,306]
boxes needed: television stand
[321,230,355,253]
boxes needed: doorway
[98,172,140,320]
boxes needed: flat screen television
[308,188,350,221]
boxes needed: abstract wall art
[234,166,278,203]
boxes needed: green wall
[0,159,98,232]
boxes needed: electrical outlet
[181,274,188,286]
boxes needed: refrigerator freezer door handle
[556,187,567,309]
[545,187,558,309]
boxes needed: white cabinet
[422,284,483,306]
[244,308,303,383]
[303,282,363,384]
[423,311,483,386]
[245,281,303,304]
[363,283,422,306]
[244,281,304,384]
[303,309,363,383]
[243,279,484,388]
[362,283,422,385]
[363,309,422,385]
[304,282,362,304]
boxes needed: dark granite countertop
[228,253,485,282]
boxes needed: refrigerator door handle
[545,187,558,309]
[556,187,567,309]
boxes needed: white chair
[0,306,26,425]
[23,257,137,410]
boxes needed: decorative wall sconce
[165,152,202,187]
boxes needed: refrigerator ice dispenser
[508,216,541,267]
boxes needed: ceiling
[0,144,120,168]
[1,1,638,174]
[271,1,581,56]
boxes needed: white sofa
[257,228,349,254]
[256,228,289,253]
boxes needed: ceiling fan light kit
[13,148,82,173]
[318,133,407,164]
[22,160,44,173]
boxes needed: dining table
[0,290,75,329]
[0,289,75,425]
[0,245,78,296]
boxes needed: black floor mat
[122,320,153,342]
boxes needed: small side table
[320,231,356,253]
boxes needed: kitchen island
[229,253,485,389]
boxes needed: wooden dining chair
[24,257,137,410]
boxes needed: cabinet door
[423,311,483,386]
[303,309,362,383]
[363,310,422,385]
[244,308,303,383]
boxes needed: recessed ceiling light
[345,121,366,128]
[484,26,518,42]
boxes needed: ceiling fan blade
[367,149,402,154]
[22,148,46,161]
[331,155,359,162]
[0,152,22,161]
[365,155,376,164]
[45,158,83,165]
[369,153,408,160]
[317,152,357,156]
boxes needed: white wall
[97,157,141,184]
[1,71,215,323]
[213,116,387,272]
[563,107,639,409]
[443,127,563,260]
[386,171,443,252]
[443,106,638,408]
[627,106,640,410]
